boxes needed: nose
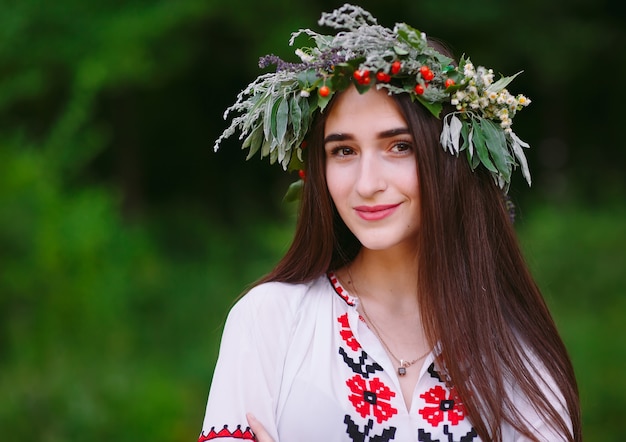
[355,151,387,197]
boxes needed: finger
[246,413,275,442]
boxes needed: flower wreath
[213,4,532,198]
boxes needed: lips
[354,203,401,221]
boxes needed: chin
[350,224,419,252]
[355,236,416,253]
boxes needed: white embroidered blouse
[199,273,570,441]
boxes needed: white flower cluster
[451,62,531,133]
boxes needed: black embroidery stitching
[417,424,478,442]
[339,347,384,378]
[427,362,443,382]
[344,415,397,442]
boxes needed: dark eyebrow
[324,133,353,144]
[378,127,411,138]
[324,127,410,145]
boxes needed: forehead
[324,86,407,135]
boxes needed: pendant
[398,360,407,376]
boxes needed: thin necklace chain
[358,295,431,373]
[345,266,431,376]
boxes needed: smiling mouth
[354,203,401,221]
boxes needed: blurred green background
[0,0,624,440]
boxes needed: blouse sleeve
[198,283,301,442]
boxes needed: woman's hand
[246,413,275,442]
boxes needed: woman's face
[324,86,421,253]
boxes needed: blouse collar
[327,271,358,307]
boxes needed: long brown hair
[257,88,581,442]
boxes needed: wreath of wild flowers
[214,4,532,198]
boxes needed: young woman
[199,5,581,442]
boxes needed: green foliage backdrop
[1,0,624,440]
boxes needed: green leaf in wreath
[396,24,426,51]
[260,137,272,159]
[509,131,531,185]
[354,81,371,94]
[275,98,289,142]
[330,67,352,91]
[318,89,334,111]
[300,97,311,133]
[270,97,284,139]
[243,125,264,160]
[460,120,470,153]
[414,95,443,118]
[290,96,302,137]
[297,69,320,88]
[471,120,498,174]
[269,144,279,164]
[263,95,275,142]
[288,151,304,172]
[283,179,304,202]
[486,71,522,94]
[480,119,512,183]
[393,46,409,56]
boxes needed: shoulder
[217,276,331,362]
[227,276,328,326]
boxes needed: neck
[342,245,430,386]
[343,245,419,313]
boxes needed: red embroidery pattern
[328,272,357,306]
[418,385,467,427]
[346,374,398,424]
[198,425,255,441]
[337,313,362,351]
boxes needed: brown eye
[391,142,413,153]
[330,146,355,157]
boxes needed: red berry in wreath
[376,71,391,83]
[414,84,425,95]
[298,170,306,180]
[353,69,371,85]
[420,65,434,82]
[444,78,455,88]
[391,60,402,75]
[319,85,330,97]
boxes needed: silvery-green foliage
[214,4,532,190]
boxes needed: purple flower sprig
[258,54,304,72]
[259,48,346,74]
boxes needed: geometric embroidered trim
[328,272,357,306]
[198,425,255,441]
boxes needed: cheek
[325,164,348,205]
[403,163,421,213]
[398,160,420,190]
